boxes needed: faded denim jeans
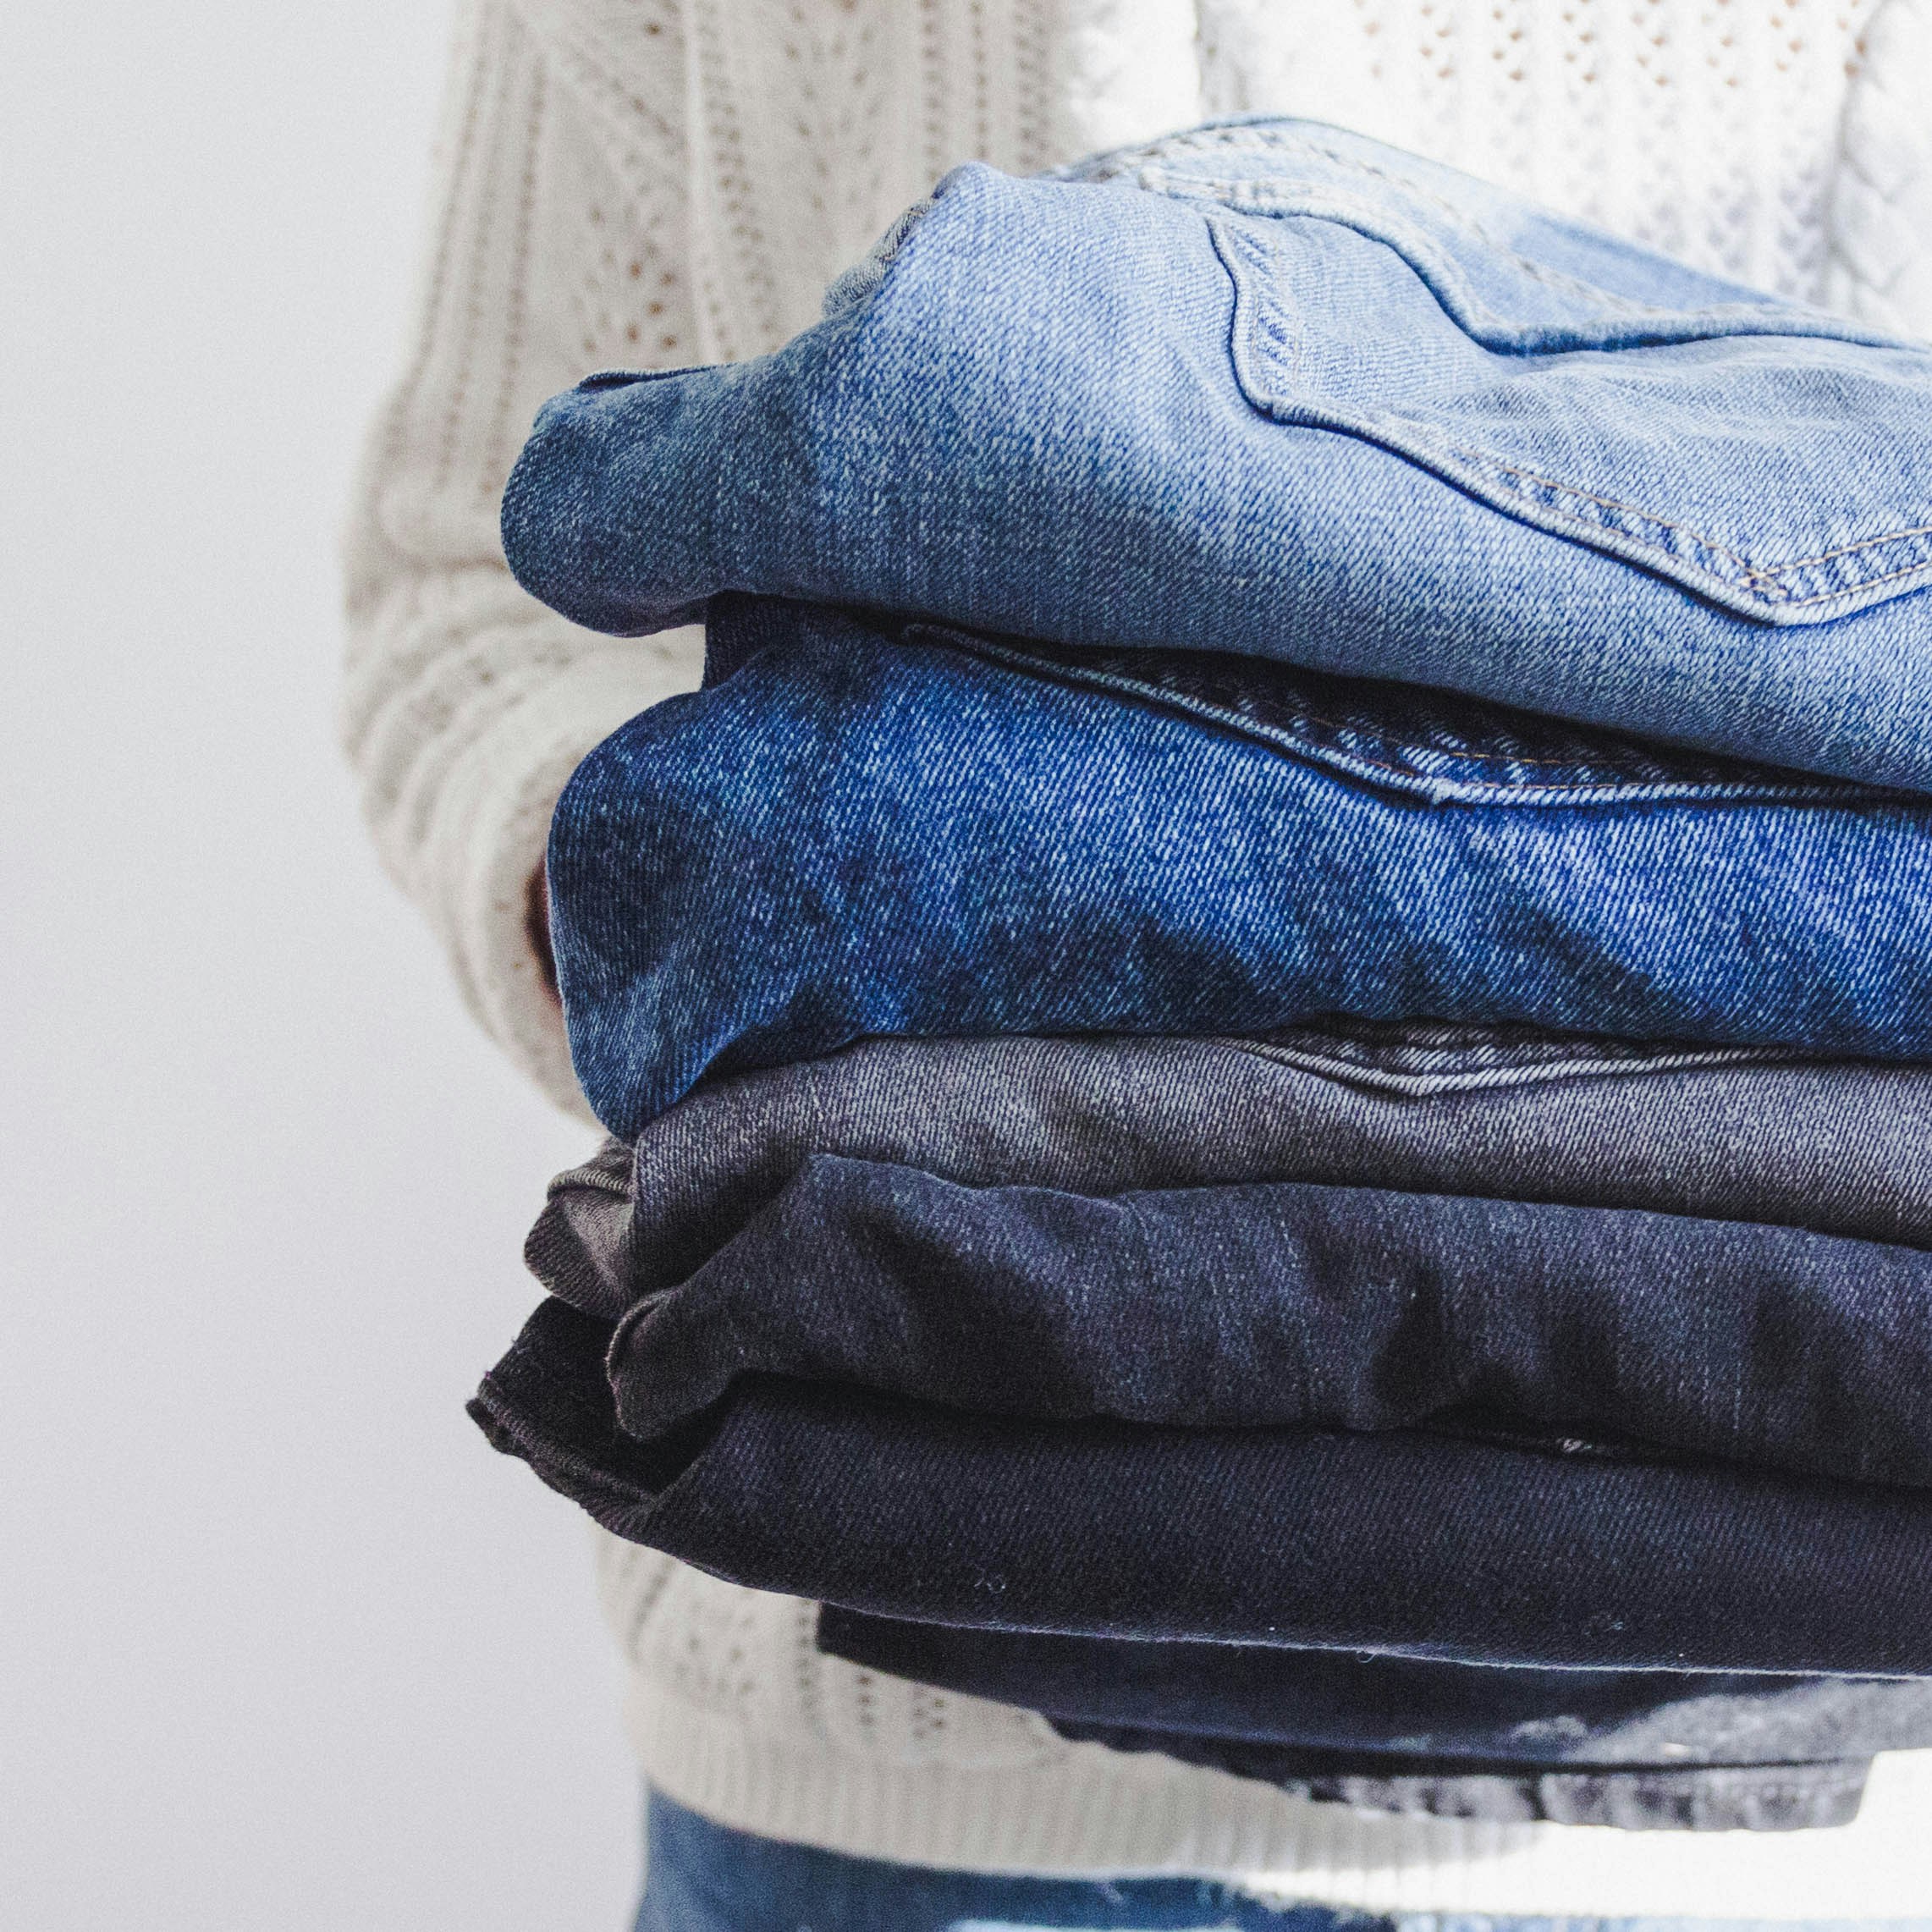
[526,1029,1932,1287]
[504,118,1932,794]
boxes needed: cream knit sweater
[344,0,1932,1909]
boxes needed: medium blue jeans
[547,601,1932,1141]
[632,1790,1929,1931]
[504,118,1932,794]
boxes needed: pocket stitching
[1154,140,1773,331]
[1186,135,1932,615]
[1740,526,1932,581]
[1211,212,1932,615]
[1445,445,1932,606]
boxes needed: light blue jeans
[504,118,1932,795]
[633,1790,1930,1932]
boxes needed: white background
[1,4,641,1925]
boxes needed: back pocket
[1139,123,1932,625]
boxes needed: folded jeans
[504,119,1932,793]
[546,600,1932,1138]
[573,1152,1932,1489]
[472,1295,1932,1676]
[530,1028,1932,1316]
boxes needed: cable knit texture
[347,0,1932,1899]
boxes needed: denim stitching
[1219,1035,1794,1098]
[1138,127,1799,324]
[1038,652,1726,773]
[922,630,1870,808]
[1232,308,1932,612]
[1171,166,1674,324]
[1175,130,1931,611]
[1439,449,1763,572]
[1452,448,1932,598]
[1741,522,1932,577]
[1456,449,1932,605]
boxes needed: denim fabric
[819,1611,1932,1831]
[633,1790,1932,1931]
[817,1614,1932,1766]
[527,1031,1932,1328]
[502,118,1932,794]
[470,1297,1932,1675]
[559,1153,1932,1489]
[546,601,1932,1139]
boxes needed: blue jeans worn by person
[503,119,1932,794]
[544,600,1932,1140]
[632,1790,1932,1932]
[470,1293,1932,1676]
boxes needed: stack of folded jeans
[471,118,1932,1834]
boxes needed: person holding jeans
[344,2,1932,1924]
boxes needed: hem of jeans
[621,1675,1932,1918]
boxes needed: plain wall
[1,5,642,1925]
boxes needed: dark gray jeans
[528,1025,1932,1323]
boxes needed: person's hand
[527,861,560,1006]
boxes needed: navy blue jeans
[586,1156,1932,1492]
[816,1610,1932,1832]
[632,1791,1929,1931]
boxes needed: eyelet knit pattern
[348,0,1932,1895]
[1199,0,1897,300]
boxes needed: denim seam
[1178,166,1676,324]
[556,1164,633,1202]
[1208,217,1782,614]
[1440,449,1762,573]
[1143,123,1908,348]
[1137,131,1674,313]
[1234,342,1932,615]
[1738,521,1932,577]
[1215,1037,1796,1098]
[1259,391,1932,619]
[1075,678,1670,774]
[924,629,1869,809]
[1153,135,1823,330]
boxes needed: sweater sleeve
[341,0,703,1118]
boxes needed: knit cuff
[423,629,705,1119]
